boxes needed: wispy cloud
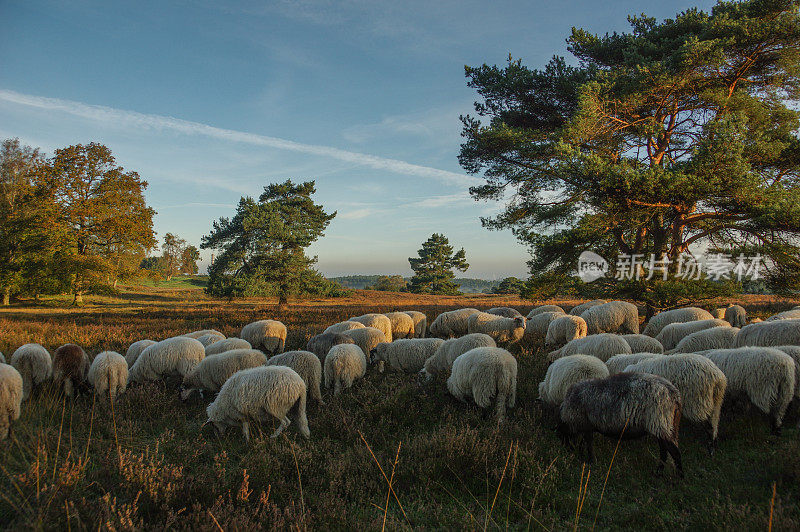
[0,89,481,186]
[338,207,377,220]
[405,191,474,208]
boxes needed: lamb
[538,355,608,406]
[669,326,739,354]
[734,319,800,347]
[605,353,663,375]
[527,305,565,318]
[87,351,129,402]
[10,343,52,400]
[323,321,365,334]
[621,334,664,354]
[203,365,309,441]
[569,300,607,316]
[486,307,523,318]
[180,348,267,400]
[349,314,393,342]
[419,333,496,381]
[341,327,386,361]
[446,347,517,423]
[656,319,730,351]
[558,372,683,475]
[642,307,714,337]
[549,333,632,363]
[523,311,565,346]
[306,332,356,366]
[324,344,367,395]
[467,312,526,345]
[240,320,287,354]
[384,312,416,339]
[126,340,156,367]
[580,300,639,335]
[403,311,427,338]
[701,347,795,433]
[429,308,480,338]
[183,329,225,340]
[545,315,588,346]
[205,337,252,356]
[725,305,747,327]
[266,350,324,404]
[766,309,800,321]
[624,354,727,450]
[0,363,22,440]
[52,344,90,397]
[129,336,205,383]
[195,334,224,348]
[370,338,444,373]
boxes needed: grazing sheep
[711,307,727,320]
[204,365,309,441]
[324,344,367,395]
[341,327,386,361]
[384,312,416,339]
[527,305,565,318]
[487,307,523,318]
[558,372,683,475]
[725,305,747,327]
[205,338,252,356]
[549,333,632,363]
[624,354,726,449]
[446,347,517,423]
[773,346,800,400]
[195,334,224,348]
[429,308,480,338]
[126,340,157,367]
[656,319,730,351]
[734,319,800,347]
[370,338,444,373]
[180,348,267,400]
[621,334,664,354]
[266,351,324,404]
[420,333,497,381]
[467,312,526,345]
[605,353,663,375]
[643,307,714,337]
[87,351,129,402]
[10,343,52,400]
[569,300,607,316]
[52,344,90,398]
[0,363,23,440]
[538,355,608,406]
[129,336,205,383]
[350,314,393,342]
[184,329,225,340]
[766,309,800,321]
[306,332,356,366]
[701,347,795,433]
[670,327,739,354]
[403,311,427,338]
[545,315,588,346]
[323,321,366,334]
[240,320,287,354]
[0,353,5,364]
[580,300,639,335]
[523,311,565,346]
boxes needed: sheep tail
[671,404,682,444]
[291,389,310,438]
[494,392,506,423]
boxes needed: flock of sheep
[1,300,800,478]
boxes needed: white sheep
[487,307,523,318]
[10,343,52,401]
[324,344,367,395]
[87,351,129,402]
[306,332,356,366]
[642,307,714,337]
[0,352,5,364]
[341,327,387,360]
[323,321,366,334]
[549,333,632,362]
[523,311,565,346]
[52,343,90,397]
[350,314,393,342]
[126,340,156,367]
[656,319,730,351]
[403,311,427,338]
[605,352,663,375]
[773,346,800,400]
[420,333,497,380]
[467,312,526,345]
[195,334,224,348]
[624,354,727,450]
[766,309,800,321]
[569,300,607,316]
[725,305,747,327]
[580,300,639,335]
[384,312,416,339]
[183,329,225,340]
[701,347,795,433]
[545,315,588,346]
[447,347,517,422]
[429,308,480,338]
[527,305,565,318]
[204,365,309,441]
[205,338,252,356]
[180,348,267,399]
[266,350,324,404]
[370,338,444,373]
[538,355,608,406]
[0,363,23,440]
[129,336,205,383]
[669,326,739,354]
[240,320,287,354]
[734,319,800,347]
[621,334,664,354]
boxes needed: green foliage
[180,245,200,275]
[367,274,407,291]
[491,276,525,294]
[408,233,469,295]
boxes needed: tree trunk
[113,278,118,289]
[2,287,9,306]
[73,290,83,306]
[278,292,288,310]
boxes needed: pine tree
[408,234,469,295]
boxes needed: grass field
[1,282,799,530]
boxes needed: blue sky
[0,0,715,278]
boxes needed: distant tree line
[140,233,200,281]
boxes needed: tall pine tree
[408,234,469,295]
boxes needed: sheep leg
[494,393,506,424]
[334,379,342,396]
[706,423,717,457]
[242,421,251,442]
[271,417,291,438]
[582,433,594,464]
[657,439,668,474]
[663,439,683,478]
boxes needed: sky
[0,0,716,278]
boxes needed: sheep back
[0,363,23,440]
[403,311,427,338]
[205,338,252,356]
[126,340,157,367]
[384,312,415,339]
[341,327,386,359]
[350,314,393,342]
[183,348,267,392]
[642,307,714,337]
[10,343,52,400]
[487,307,523,318]
[447,347,517,421]
[323,321,366,334]
[324,344,367,395]
[545,315,588,346]
[670,326,739,353]
[240,320,287,354]
[734,319,800,347]
[605,352,663,375]
[538,354,608,406]
[656,319,730,351]
[550,333,632,363]
[422,333,496,378]
[53,344,90,397]
[88,351,129,401]
[266,350,323,404]
[429,308,480,338]
[467,312,526,345]
[527,305,565,318]
[580,301,639,335]
[621,334,664,354]
[372,338,444,373]
[129,336,205,383]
